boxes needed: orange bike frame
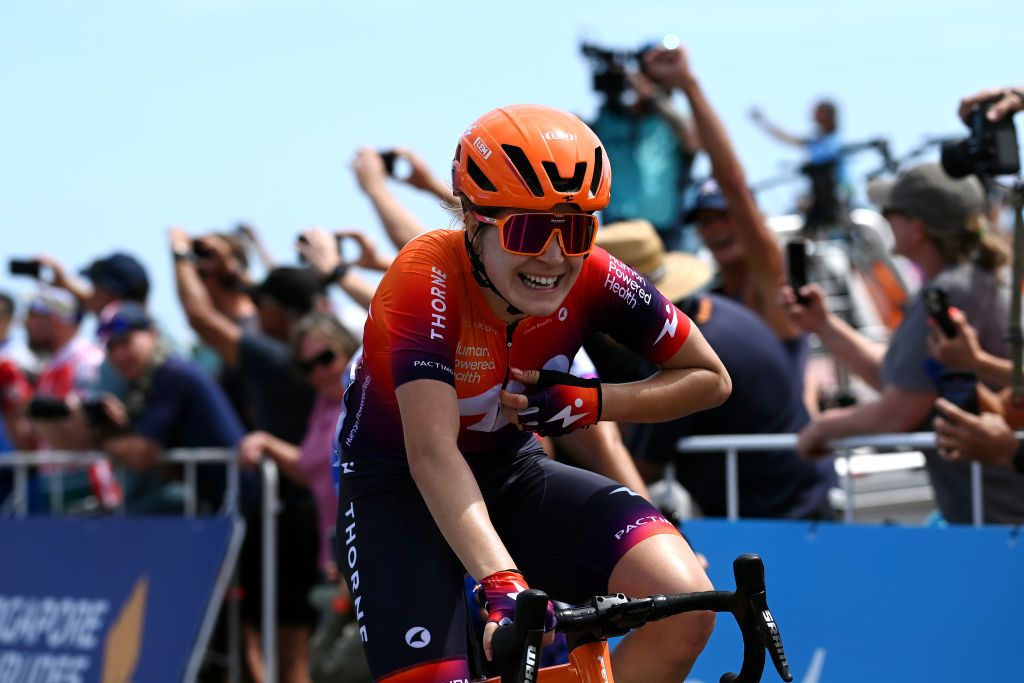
[484,640,614,683]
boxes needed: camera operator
[585,40,701,252]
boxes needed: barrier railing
[675,431,1017,527]
[0,449,281,683]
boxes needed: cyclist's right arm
[397,378,515,581]
[396,378,519,661]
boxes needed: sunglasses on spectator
[473,211,599,257]
[298,349,336,375]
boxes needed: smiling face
[696,210,743,267]
[473,209,587,319]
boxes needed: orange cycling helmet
[452,104,611,212]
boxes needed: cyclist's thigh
[489,452,679,604]
[337,455,471,682]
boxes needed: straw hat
[596,220,713,302]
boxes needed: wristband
[172,245,195,263]
[518,370,601,437]
[328,262,351,283]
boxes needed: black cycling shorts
[335,443,678,681]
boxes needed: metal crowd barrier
[675,431,1015,527]
[0,448,282,683]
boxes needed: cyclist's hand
[474,570,555,662]
[502,368,601,437]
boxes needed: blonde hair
[932,213,1008,274]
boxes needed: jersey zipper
[500,320,520,389]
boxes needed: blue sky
[2,0,1021,343]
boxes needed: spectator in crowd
[37,251,150,315]
[88,302,243,512]
[642,46,813,400]
[186,231,261,428]
[0,292,37,373]
[171,227,322,683]
[750,99,848,229]
[351,147,458,249]
[588,221,836,519]
[0,292,34,459]
[786,163,1024,524]
[589,45,701,252]
[238,312,358,579]
[928,307,1023,474]
[15,287,122,510]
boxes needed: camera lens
[940,140,973,179]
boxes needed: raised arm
[646,47,783,282]
[352,148,429,250]
[169,227,242,366]
[749,107,807,147]
[34,255,97,313]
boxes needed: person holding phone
[783,163,1024,524]
[351,146,459,249]
[641,45,817,414]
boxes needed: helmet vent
[501,144,544,198]
[467,157,497,192]
[541,161,586,193]
[589,147,604,197]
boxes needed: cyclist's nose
[536,234,567,264]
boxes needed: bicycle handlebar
[491,554,793,683]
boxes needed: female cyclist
[335,104,731,683]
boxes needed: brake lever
[748,590,793,682]
[730,554,793,683]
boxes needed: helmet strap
[463,228,523,317]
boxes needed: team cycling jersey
[338,228,692,461]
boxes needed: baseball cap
[867,163,985,241]
[96,301,154,342]
[248,268,324,315]
[684,179,730,224]
[26,286,82,324]
[80,253,150,302]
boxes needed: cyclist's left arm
[600,321,730,424]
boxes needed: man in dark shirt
[590,221,835,519]
[94,302,244,512]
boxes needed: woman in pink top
[239,314,359,578]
